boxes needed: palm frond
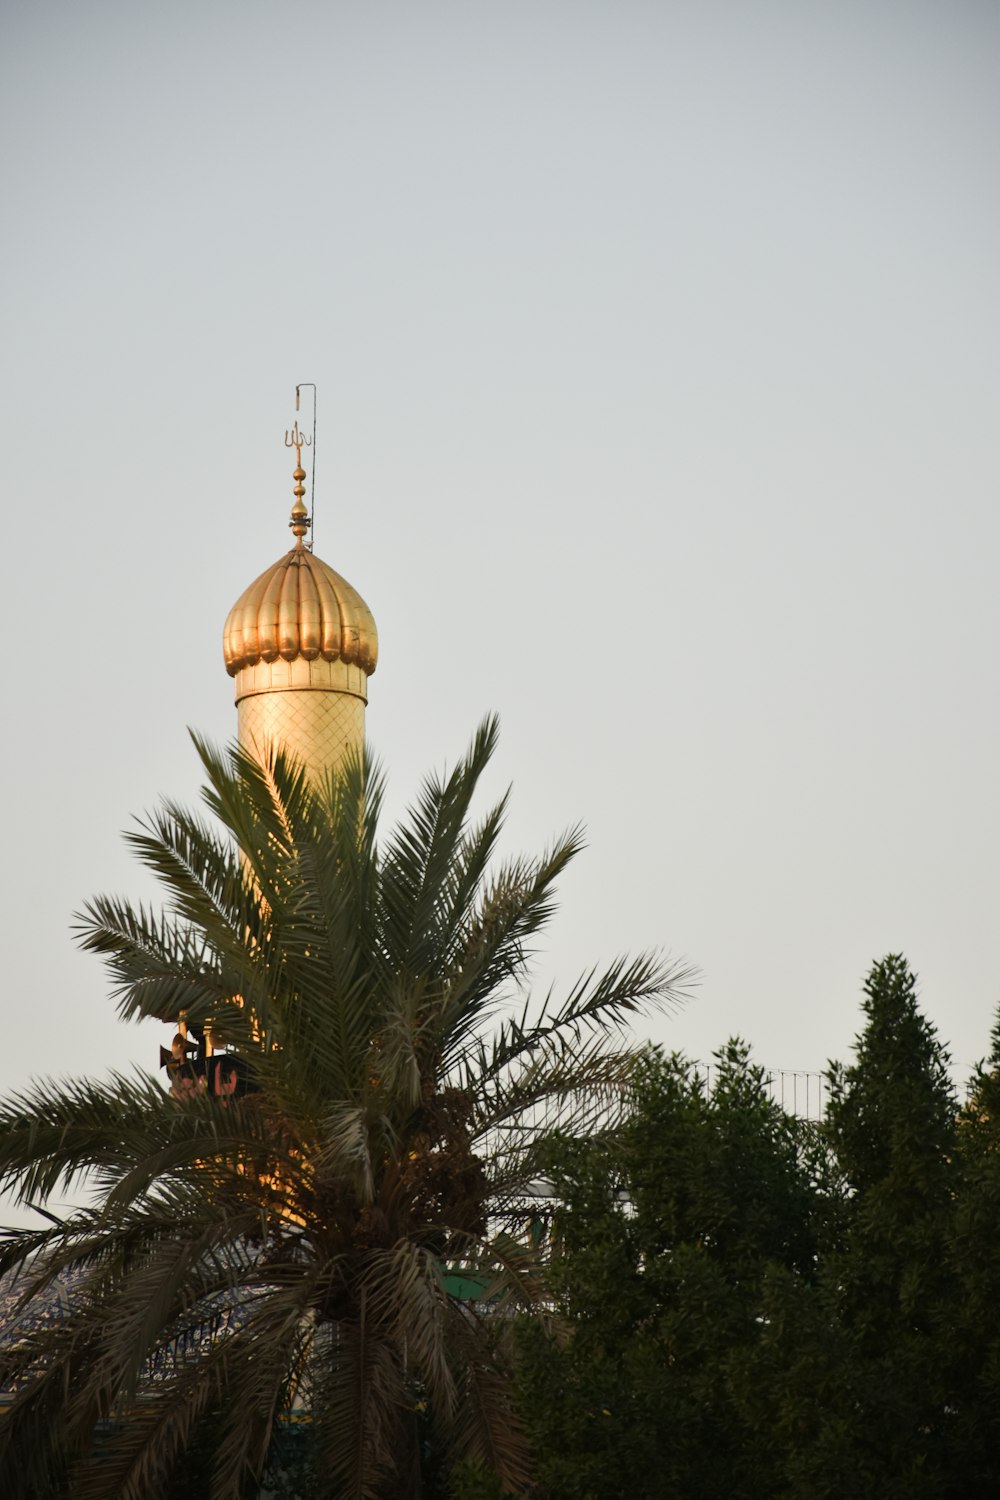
[0,718,693,1497]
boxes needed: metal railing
[699,1065,828,1121]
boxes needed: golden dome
[223,547,378,678]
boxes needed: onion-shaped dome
[223,548,378,679]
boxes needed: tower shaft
[233,657,369,785]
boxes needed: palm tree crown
[0,718,690,1499]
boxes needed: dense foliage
[3,723,997,1500]
[0,721,689,1500]
[517,956,1000,1500]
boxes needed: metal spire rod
[295,383,317,549]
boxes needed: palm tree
[0,718,690,1500]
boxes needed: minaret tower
[222,397,378,782]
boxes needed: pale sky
[1,1,998,1216]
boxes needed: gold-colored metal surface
[232,656,369,705]
[238,689,366,785]
[223,549,378,678]
[223,397,378,787]
[284,421,312,543]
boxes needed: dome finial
[284,413,312,548]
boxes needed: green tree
[472,954,1000,1500]
[747,955,960,1500]
[946,1010,1000,1484]
[0,720,690,1500]
[516,1042,822,1500]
